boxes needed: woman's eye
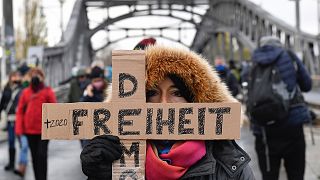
[172,89,183,97]
[146,90,158,98]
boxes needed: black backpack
[247,51,299,126]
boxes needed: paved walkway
[238,123,320,180]
[0,123,319,180]
[0,140,86,180]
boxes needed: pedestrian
[229,59,241,82]
[80,66,107,148]
[80,44,254,179]
[68,67,90,103]
[0,71,23,172]
[215,57,240,97]
[247,36,312,180]
[13,63,31,177]
[15,67,57,180]
[81,66,107,102]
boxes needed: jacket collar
[181,140,251,179]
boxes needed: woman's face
[31,72,44,82]
[147,76,187,103]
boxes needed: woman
[81,45,254,179]
[81,66,107,102]
[0,71,23,171]
[80,66,108,148]
[15,67,57,180]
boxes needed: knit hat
[133,38,156,50]
[18,63,30,76]
[77,68,87,77]
[90,66,104,79]
[259,36,282,48]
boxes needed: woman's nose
[160,95,168,103]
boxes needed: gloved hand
[80,135,122,180]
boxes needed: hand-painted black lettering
[72,109,88,135]
[120,142,140,167]
[93,108,111,135]
[198,108,206,135]
[156,108,175,135]
[118,109,141,135]
[44,119,51,129]
[50,120,54,128]
[119,169,138,180]
[208,107,231,135]
[64,119,67,126]
[119,73,138,98]
[58,119,63,126]
[178,107,194,134]
[146,108,153,135]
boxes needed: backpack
[247,51,299,126]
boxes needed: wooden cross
[42,50,241,180]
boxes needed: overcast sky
[1,0,319,48]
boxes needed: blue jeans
[7,121,15,149]
[19,135,29,165]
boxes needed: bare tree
[15,0,47,60]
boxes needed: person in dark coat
[250,36,312,180]
[0,71,23,171]
[81,66,107,102]
[80,44,255,180]
[215,57,240,97]
[80,66,108,148]
[68,67,90,103]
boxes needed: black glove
[80,135,122,180]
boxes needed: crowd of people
[0,36,315,180]
[0,62,111,180]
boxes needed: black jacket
[0,85,23,115]
[181,140,254,180]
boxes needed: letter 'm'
[120,142,140,167]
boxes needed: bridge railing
[41,0,91,88]
[233,0,320,76]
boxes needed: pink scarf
[146,141,206,180]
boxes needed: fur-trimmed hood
[105,45,237,103]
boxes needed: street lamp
[59,0,65,42]
[318,0,320,34]
[289,0,301,52]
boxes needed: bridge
[1,1,320,179]
[42,0,320,89]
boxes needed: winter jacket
[0,85,23,115]
[81,82,107,103]
[15,86,57,135]
[68,78,90,103]
[181,140,254,179]
[217,67,240,97]
[251,45,312,134]
[104,45,254,179]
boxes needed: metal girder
[85,0,209,7]
[88,6,205,38]
[94,34,189,52]
[42,0,320,90]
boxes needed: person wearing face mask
[0,71,23,172]
[81,66,107,102]
[15,67,57,180]
[80,66,107,148]
[80,44,255,180]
